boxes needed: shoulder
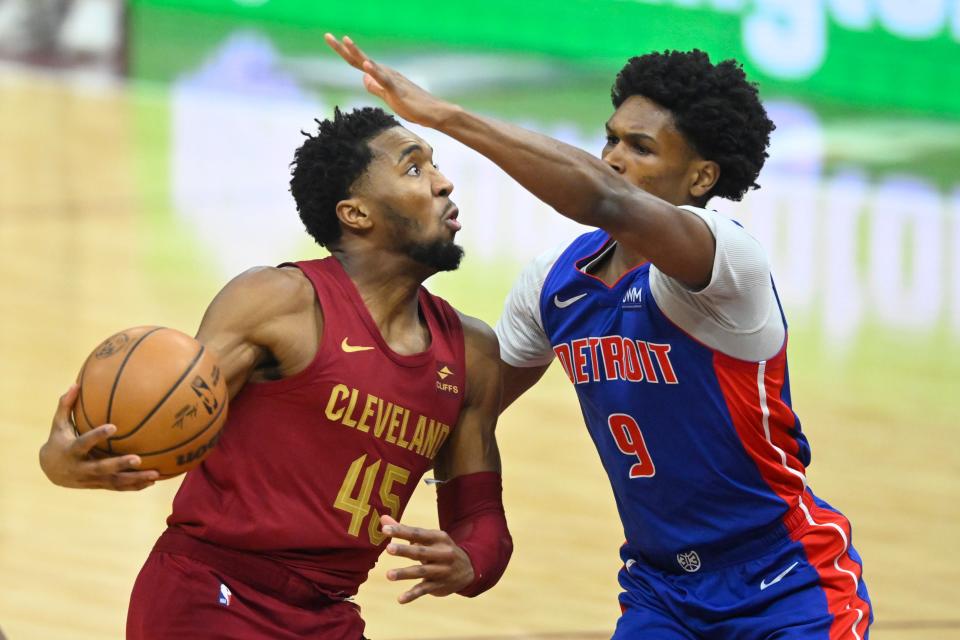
[454,312,501,409]
[457,312,500,363]
[228,265,313,298]
[218,266,315,316]
[508,239,575,301]
[677,206,767,258]
[202,266,319,341]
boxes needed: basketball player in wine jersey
[328,36,873,639]
[40,107,512,639]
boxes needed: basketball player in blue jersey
[328,36,873,639]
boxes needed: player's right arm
[39,266,319,491]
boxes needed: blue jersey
[499,208,871,638]
[538,228,812,571]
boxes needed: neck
[331,247,434,352]
[612,242,647,271]
[590,241,647,286]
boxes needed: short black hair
[611,50,774,201]
[290,106,400,247]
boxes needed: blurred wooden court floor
[1,73,958,639]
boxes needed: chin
[405,238,464,272]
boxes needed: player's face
[361,127,463,271]
[602,95,704,206]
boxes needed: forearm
[437,106,644,229]
[437,471,513,597]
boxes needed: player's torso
[168,257,466,594]
[540,231,809,571]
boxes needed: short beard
[385,208,464,272]
[402,237,465,272]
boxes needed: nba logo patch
[218,583,232,606]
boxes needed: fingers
[382,521,447,545]
[71,423,117,456]
[386,542,453,571]
[51,385,80,432]
[363,72,387,98]
[342,36,374,67]
[88,452,151,476]
[380,513,399,528]
[397,581,439,604]
[379,521,470,603]
[83,460,159,491]
[324,33,371,71]
[323,33,357,67]
[324,33,391,94]
[105,470,159,491]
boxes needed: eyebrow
[606,124,657,145]
[397,143,434,165]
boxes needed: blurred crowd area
[0,0,125,72]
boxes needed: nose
[603,146,625,175]
[434,171,454,197]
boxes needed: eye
[431,162,440,170]
[632,143,651,155]
[605,135,618,146]
[406,164,421,177]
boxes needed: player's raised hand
[39,385,159,491]
[380,514,475,603]
[324,34,458,129]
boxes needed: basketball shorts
[127,530,365,640]
[614,497,873,639]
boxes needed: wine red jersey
[167,257,466,596]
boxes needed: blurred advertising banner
[128,0,960,117]
[135,22,959,351]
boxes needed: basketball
[73,326,229,478]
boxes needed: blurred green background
[126,0,960,419]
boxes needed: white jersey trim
[496,206,787,367]
[495,243,566,368]
[649,206,786,362]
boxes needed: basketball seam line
[77,361,112,454]
[105,328,164,426]
[110,344,207,444]
[134,392,226,457]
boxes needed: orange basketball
[73,326,229,479]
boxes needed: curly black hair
[290,106,400,247]
[611,50,774,201]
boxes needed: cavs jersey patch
[435,362,460,395]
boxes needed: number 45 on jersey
[335,454,411,545]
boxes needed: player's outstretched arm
[378,315,512,603]
[39,266,318,490]
[326,34,715,289]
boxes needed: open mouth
[443,205,461,232]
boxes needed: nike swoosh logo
[341,338,374,353]
[554,293,587,308]
[760,561,799,590]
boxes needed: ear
[689,160,720,200]
[335,198,374,233]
